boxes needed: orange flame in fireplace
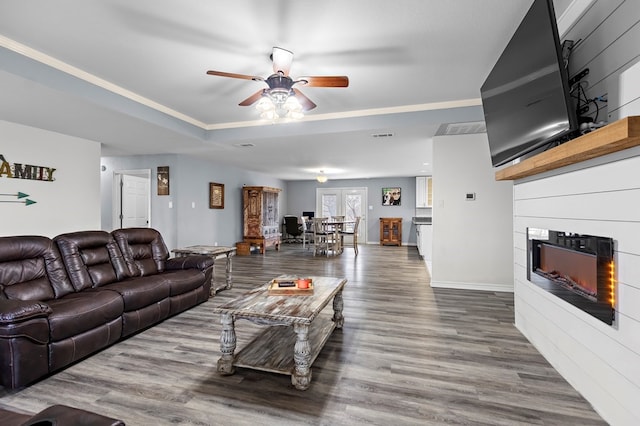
[609,261,616,308]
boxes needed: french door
[316,187,367,243]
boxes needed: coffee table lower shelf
[234,314,337,375]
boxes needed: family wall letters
[0,154,56,182]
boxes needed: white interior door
[112,170,151,230]
[316,187,367,243]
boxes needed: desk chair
[339,216,361,255]
[283,215,303,243]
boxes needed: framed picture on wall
[209,182,224,209]
[157,166,170,196]
[382,187,401,206]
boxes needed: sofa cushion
[49,317,122,371]
[159,269,207,296]
[55,231,131,291]
[0,236,74,300]
[46,289,123,341]
[112,228,169,276]
[102,275,171,312]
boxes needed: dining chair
[312,217,337,256]
[301,216,314,250]
[339,216,361,255]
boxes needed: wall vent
[371,132,394,138]
[435,121,486,136]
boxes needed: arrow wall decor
[0,192,37,206]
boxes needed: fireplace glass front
[527,228,615,325]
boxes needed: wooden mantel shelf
[495,116,640,181]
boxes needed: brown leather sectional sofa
[0,228,214,390]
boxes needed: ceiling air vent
[435,121,486,136]
[371,132,394,138]
[234,143,255,147]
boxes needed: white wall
[513,148,640,425]
[0,120,100,237]
[431,133,514,291]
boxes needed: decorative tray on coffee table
[268,278,314,295]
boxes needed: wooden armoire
[242,186,282,254]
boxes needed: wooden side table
[172,245,236,295]
[379,217,402,246]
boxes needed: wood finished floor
[0,244,606,425]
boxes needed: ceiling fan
[206,47,349,117]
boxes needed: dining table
[322,219,355,254]
[301,217,355,255]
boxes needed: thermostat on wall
[465,192,476,201]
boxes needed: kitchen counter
[414,218,433,266]
[412,217,432,225]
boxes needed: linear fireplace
[527,228,615,325]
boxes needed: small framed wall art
[209,182,224,209]
[157,166,170,196]
[382,187,401,206]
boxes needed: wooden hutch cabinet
[379,217,402,246]
[242,186,282,254]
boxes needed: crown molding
[0,35,208,129]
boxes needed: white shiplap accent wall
[510,2,640,424]
[513,153,640,425]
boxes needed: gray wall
[102,155,420,248]
[101,154,285,251]
[285,176,419,245]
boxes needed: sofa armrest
[0,299,51,324]
[24,404,125,426]
[165,255,214,271]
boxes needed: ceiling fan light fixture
[260,109,278,120]
[287,110,304,120]
[207,47,348,120]
[256,90,304,120]
[284,95,302,112]
[255,96,275,112]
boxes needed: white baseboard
[430,280,514,293]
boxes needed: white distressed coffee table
[212,275,347,390]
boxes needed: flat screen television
[481,0,578,167]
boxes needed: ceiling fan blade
[206,70,263,81]
[272,47,294,76]
[298,76,349,87]
[239,89,265,106]
[293,89,317,111]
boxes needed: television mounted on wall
[480,0,578,167]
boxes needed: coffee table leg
[292,323,312,390]
[225,253,233,290]
[217,313,236,375]
[332,290,345,329]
